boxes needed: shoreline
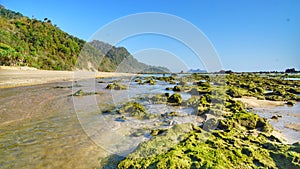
[0,66,136,88]
[235,96,299,144]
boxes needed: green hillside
[0,6,169,72]
[89,40,170,73]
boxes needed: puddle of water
[285,78,300,81]
[254,103,300,144]
[74,77,199,156]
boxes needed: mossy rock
[150,128,167,136]
[145,79,156,85]
[194,81,211,88]
[167,93,182,104]
[115,73,300,168]
[178,81,187,86]
[256,117,273,132]
[172,85,182,92]
[289,87,300,94]
[265,95,283,101]
[195,105,209,116]
[256,95,265,100]
[202,117,219,131]
[270,151,300,169]
[135,79,142,84]
[118,124,299,169]
[72,89,84,96]
[131,128,149,137]
[151,93,168,104]
[286,101,296,106]
[181,96,199,107]
[291,142,300,153]
[226,87,242,98]
[187,88,199,95]
[250,87,264,93]
[157,76,176,82]
[272,89,286,96]
[117,123,193,163]
[71,89,100,96]
[234,111,259,130]
[118,102,151,120]
[169,80,177,84]
[106,82,128,90]
[161,111,180,118]
[198,88,212,95]
[115,115,127,122]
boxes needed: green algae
[108,73,300,169]
[150,93,169,104]
[225,74,300,101]
[118,102,155,120]
[118,123,299,169]
[106,82,128,90]
[135,79,143,84]
[144,79,156,85]
[71,89,100,96]
[156,76,176,83]
[116,79,299,169]
[150,128,168,136]
[172,85,182,92]
[167,93,182,104]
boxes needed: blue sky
[1,0,299,72]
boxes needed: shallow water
[285,77,300,81]
[254,103,300,144]
[73,76,198,156]
[0,76,199,168]
[1,76,299,168]
[0,82,107,168]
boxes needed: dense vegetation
[0,6,169,72]
[89,40,170,73]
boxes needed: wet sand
[285,124,300,132]
[234,96,284,108]
[0,81,110,168]
[0,67,137,168]
[0,66,135,88]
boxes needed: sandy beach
[285,124,300,132]
[0,66,135,88]
[234,96,285,108]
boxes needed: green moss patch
[118,102,155,120]
[106,82,128,90]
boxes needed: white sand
[234,96,284,108]
[0,66,135,88]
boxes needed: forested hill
[88,40,170,73]
[0,6,170,72]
